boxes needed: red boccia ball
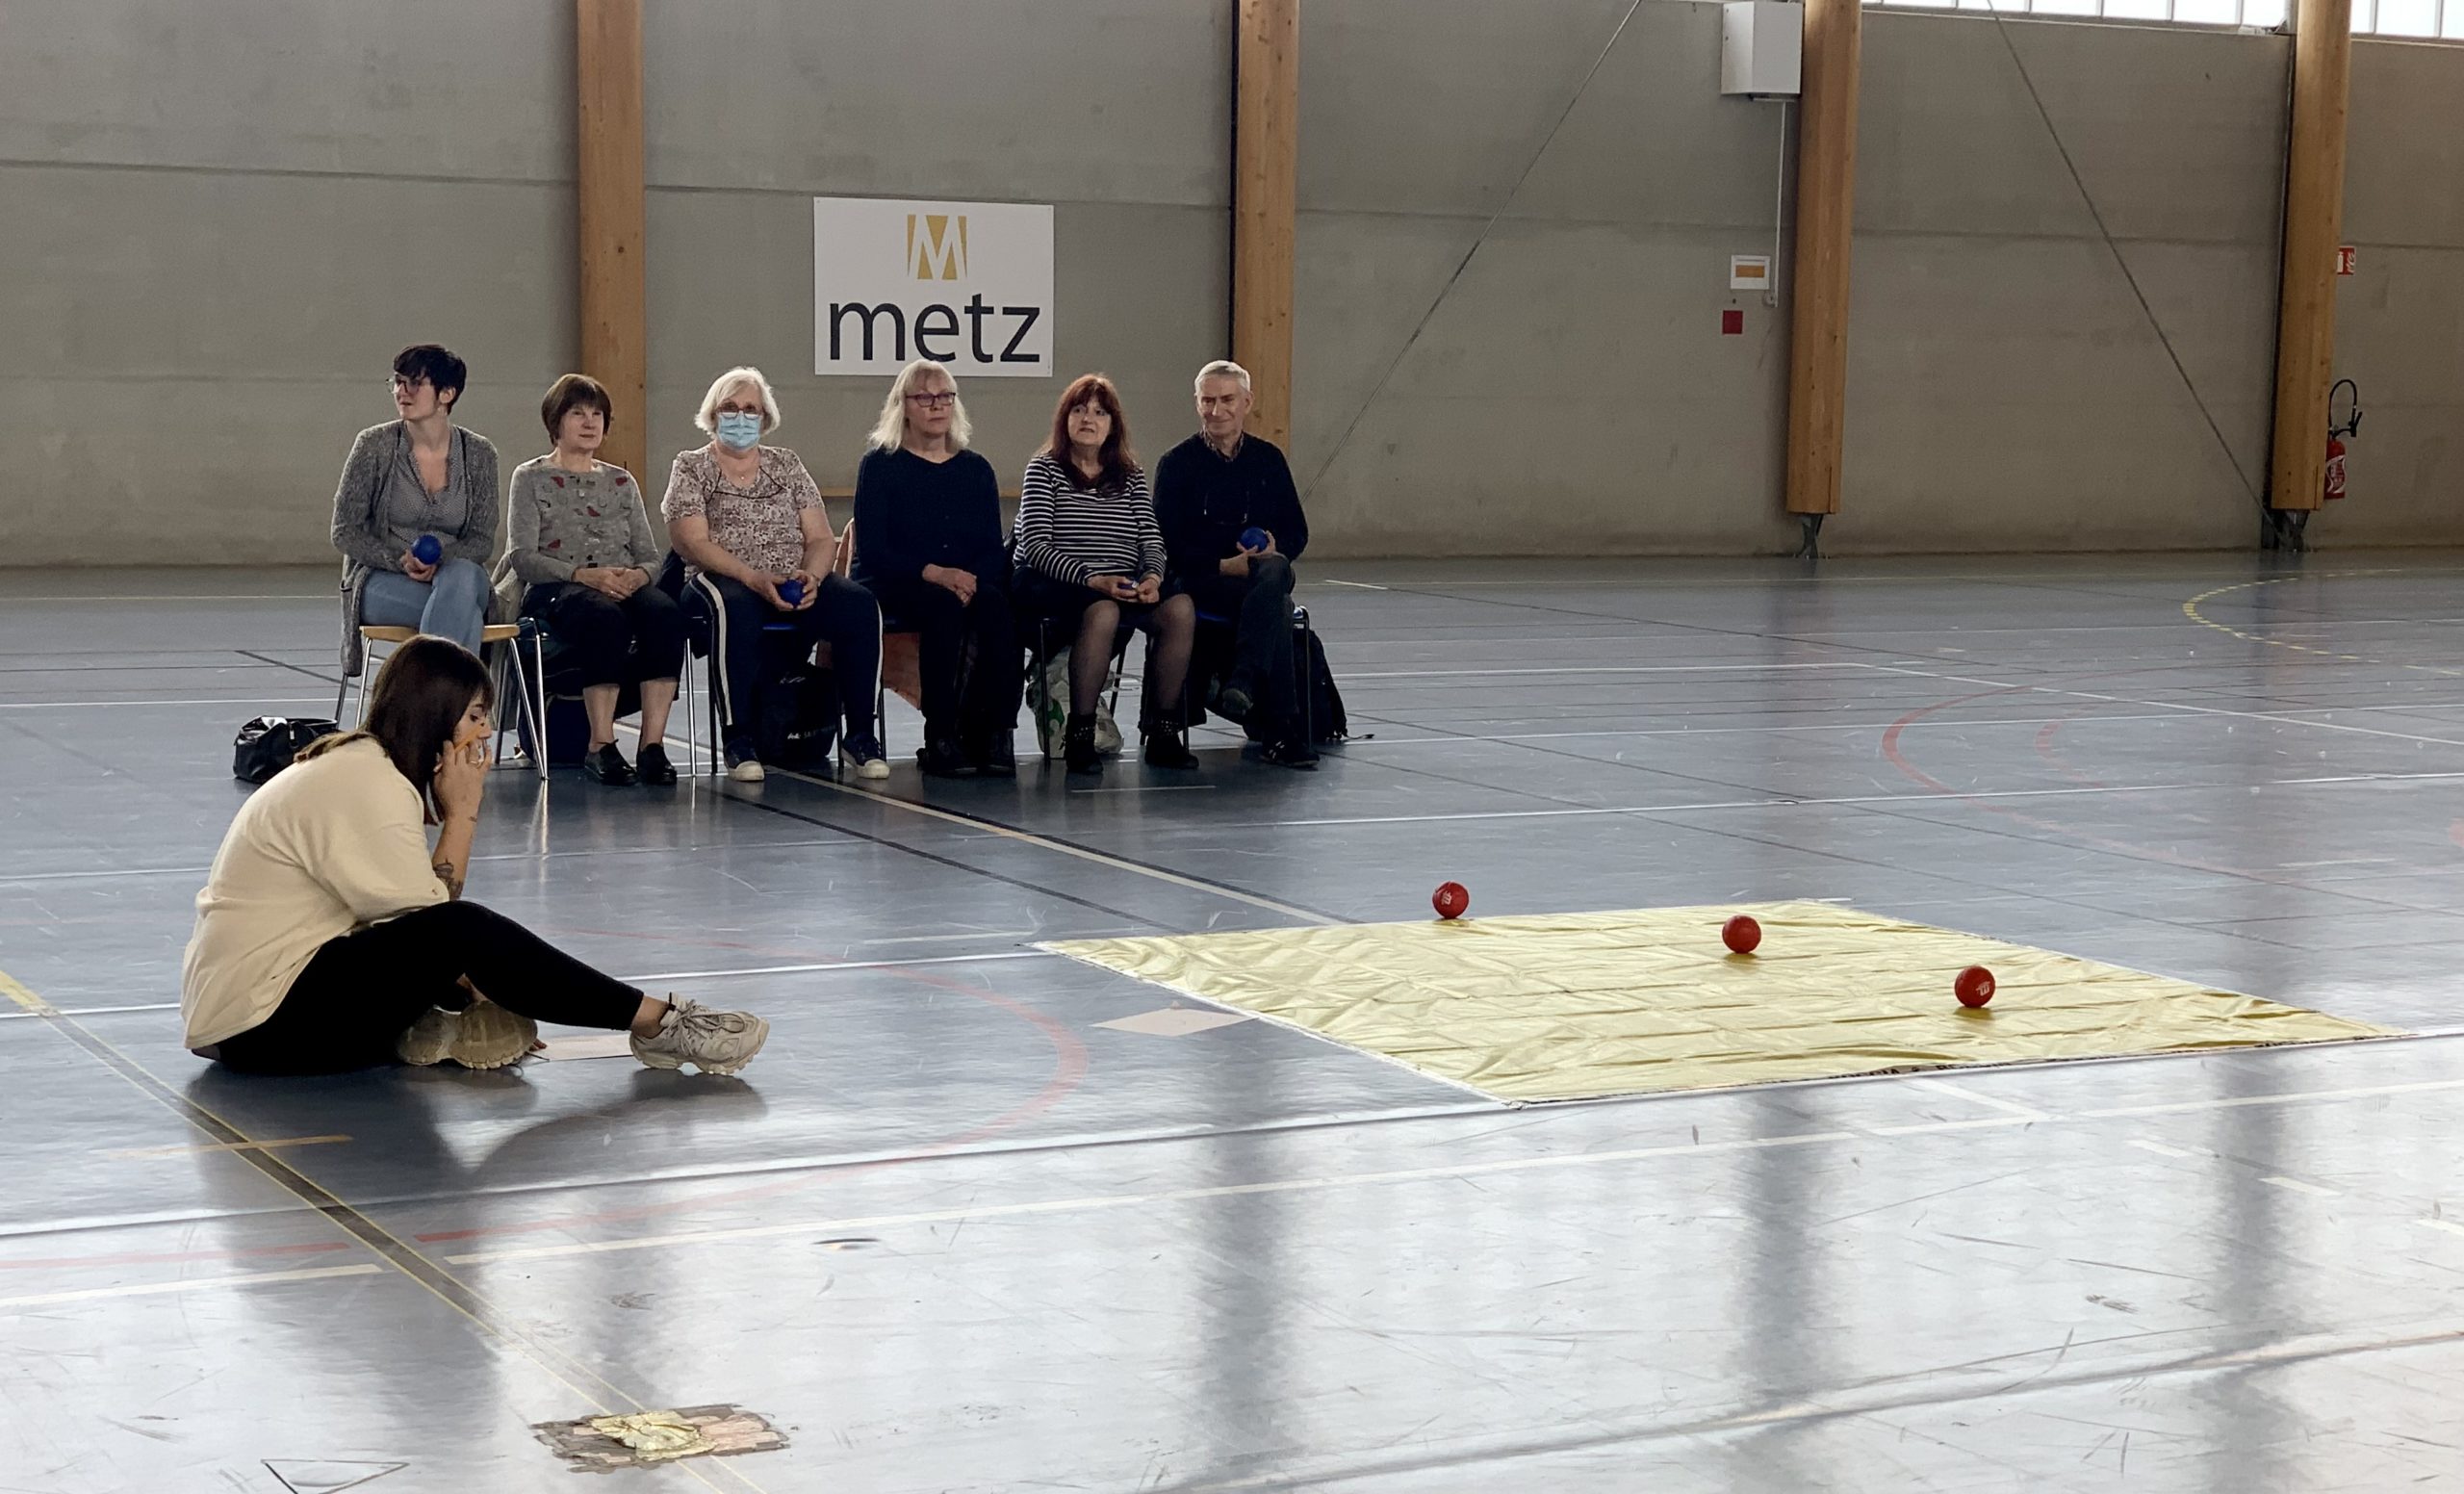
[1432,882,1470,920]
[1955,966,1997,1008]
[1722,914,1762,955]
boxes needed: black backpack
[233,716,341,785]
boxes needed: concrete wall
[3,1,2460,563]
[2332,39,2464,545]
[0,0,1226,566]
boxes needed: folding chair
[1024,610,1138,760]
[338,622,549,781]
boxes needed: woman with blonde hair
[183,636,768,1075]
[661,366,887,783]
[850,359,1020,777]
[1014,374,1197,774]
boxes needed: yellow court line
[2183,571,2463,677]
[0,962,768,1494]
[105,1133,351,1159]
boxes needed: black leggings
[522,580,687,687]
[210,901,643,1075]
[682,571,883,753]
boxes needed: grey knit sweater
[330,421,500,675]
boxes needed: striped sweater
[1012,452,1167,585]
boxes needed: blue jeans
[362,559,488,655]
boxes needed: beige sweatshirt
[181,737,450,1048]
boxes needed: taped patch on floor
[1043,901,2397,1102]
[533,1404,783,1470]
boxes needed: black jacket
[849,447,1009,584]
[1153,433,1309,587]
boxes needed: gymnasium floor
[6,554,2464,1493]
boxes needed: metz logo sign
[814,197,1052,377]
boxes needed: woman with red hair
[1013,374,1197,775]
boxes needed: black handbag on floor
[232,715,341,785]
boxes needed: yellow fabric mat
[1045,901,2396,1102]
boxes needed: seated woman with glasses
[1014,374,1198,775]
[495,374,684,786]
[850,359,1021,778]
[660,366,887,783]
[331,345,500,685]
[184,635,768,1076]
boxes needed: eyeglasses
[714,403,764,417]
[388,374,431,394]
[905,391,957,409]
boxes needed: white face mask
[715,411,762,451]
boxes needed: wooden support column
[577,0,648,483]
[1784,0,1863,540]
[1234,0,1298,447]
[2267,0,2353,515]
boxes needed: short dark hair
[393,345,469,411]
[540,373,614,441]
[298,636,494,816]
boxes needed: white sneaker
[631,997,769,1075]
[727,757,766,783]
[448,999,537,1070]
[396,1006,461,1067]
[840,738,889,781]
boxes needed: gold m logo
[906,214,968,280]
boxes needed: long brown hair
[1041,374,1139,490]
[299,636,494,813]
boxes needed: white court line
[1910,1077,2051,1121]
[1316,579,1391,591]
[0,696,333,710]
[445,1129,1861,1265]
[615,949,1048,984]
[0,1263,379,1311]
[2129,1139,2199,1159]
[858,930,1037,947]
[1864,661,2464,751]
[1343,662,1886,681]
[0,594,330,604]
[2421,1219,2464,1238]
[2261,1175,2340,1198]
[0,1002,180,1021]
[1338,703,2464,748]
[448,1067,2464,1267]
[2084,1076,2464,1119]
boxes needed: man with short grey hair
[1154,361,1317,767]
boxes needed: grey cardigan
[331,421,501,675]
[491,455,662,617]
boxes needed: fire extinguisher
[2323,378,2362,502]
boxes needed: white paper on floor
[533,1033,637,1062]
[1094,1007,1254,1037]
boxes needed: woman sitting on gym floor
[1013,374,1197,775]
[496,374,684,786]
[182,636,768,1075]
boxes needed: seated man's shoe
[1216,674,1256,723]
[918,735,973,778]
[723,739,765,783]
[1259,735,1321,770]
[583,743,638,786]
[636,742,678,786]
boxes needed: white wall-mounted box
[1721,1,1803,99]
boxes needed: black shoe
[918,735,973,778]
[968,729,1017,779]
[636,742,678,786]
[1259,735,1320,770]
[583,743,638,786]
[1217,677,1256,723]
[1142,708,1198,770]
[1063,713,1102,775]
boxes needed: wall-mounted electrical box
[1721,1,1802,99]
